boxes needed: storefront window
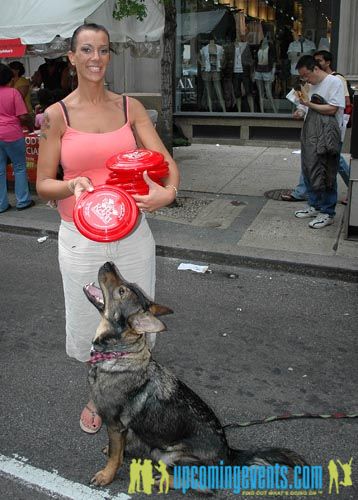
[175,0,335,114]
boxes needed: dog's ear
[129,311,167,334]
[149,303,174,316]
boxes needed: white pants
[58,217,156,362]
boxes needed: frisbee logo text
[91,197,124,224]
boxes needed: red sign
[0,38,26,58]
[7,132,40,184]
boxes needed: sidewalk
[1,144,357,280]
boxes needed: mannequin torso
[200,40,224,73]
[287,36,316,75]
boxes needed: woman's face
[68,29,110,83]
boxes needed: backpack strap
[58,100,70,127]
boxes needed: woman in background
[9,61,33,113]
[0,63,34,212]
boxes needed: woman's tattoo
[40,112,51,140]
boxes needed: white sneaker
[309,214,334,229]
[295,206,319,218]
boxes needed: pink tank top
[57,96,136,222]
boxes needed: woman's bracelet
[165,184,178,198]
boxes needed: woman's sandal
[80,404,102,434]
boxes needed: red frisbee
[106,149,165,172]
[73,185,139,242]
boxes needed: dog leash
[222,411,358,429]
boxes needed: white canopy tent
[0,0,164,93]
[0,0,164,45]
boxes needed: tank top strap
[123,95,129,123]
[58,100,70,127]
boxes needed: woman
[36,24,180,434]
[9,61,33,113]
[0,63,34,212]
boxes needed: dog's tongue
[85,282,103,301]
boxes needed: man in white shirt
[293,55,345,229]
[281,51,350,204]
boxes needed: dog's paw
[90,469,114,486]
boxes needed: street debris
[228,273,238,279]
[37,236,48,243]
[288,367,294,371]
[177,263,209,273]
[292,150,301,154]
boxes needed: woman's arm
[36,104,93,201]
[129,98,180,212]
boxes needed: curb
[156,245,358,283]
[1,223,357,283]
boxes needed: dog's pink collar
[89,349,128,365]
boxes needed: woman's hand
[131,171,177,213]
[67,176,94,199]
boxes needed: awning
[0,38,26,58]
[177,11,226,41]
[0,0,164,46]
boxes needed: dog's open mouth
[84,282,104,311]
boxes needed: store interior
[176,0,335,114]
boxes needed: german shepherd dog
[84,261,306,487]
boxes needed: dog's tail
[228,447,307,467]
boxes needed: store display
[176,0,333,115]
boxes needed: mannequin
[287,33,316,85]
[199,39,226,112]
[254,34,277,113]
[233,36,254,112]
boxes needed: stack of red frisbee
[73,185,139,242]
[105,149,169,195]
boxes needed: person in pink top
[0,63,34,212]
[36,24,179,435]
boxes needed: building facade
[173,0,357,144]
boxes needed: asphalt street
[0,232,357,499]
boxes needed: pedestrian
[36,23,180,434]
[0,63,35,213]
[281,50,350,203]
[292,55,344,229]
[9,61,33,113]
[31,57,67,92]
